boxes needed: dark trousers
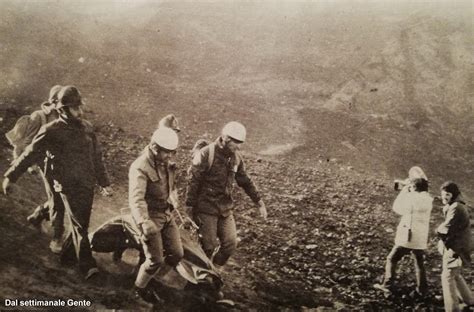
[60,186,96,275]
[194,212,237,266]
[29,172,65,240]
[383,245,427,294]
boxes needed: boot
[134,285,162,304]
[135,265,155,289]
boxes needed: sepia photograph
[0,0,472,310]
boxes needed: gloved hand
[141,219,159,239]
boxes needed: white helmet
[222,121,246,142]
[151,127,179,150]
[408,166,427,181]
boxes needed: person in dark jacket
[437,182,473,311]
[185,121,267,267]
[2,85,112,279]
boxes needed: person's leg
[382,245,410,288]
[62,187,96,276]
[214,213,237,266]
[134,219,165,304]
[156,217,184,280]
[412,249,428,295]
[453,268,474,306]
[50,191,65,241]
[161,217,183,267]
[135,228,164,288]
[194,213,219,259]
[442,250,463,312]
[442,267,461,312]
[27,171,54,226]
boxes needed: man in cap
[129,126,184,303]
[3,85,112,279]
[185,121,267,268]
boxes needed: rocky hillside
[0,0,472,310]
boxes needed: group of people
[374,167,473,312]
[2,85,267,304]
[1,86,471,310]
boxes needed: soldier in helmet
[3,85,112,280]
[129,127,184,304]
[185,121,267,268]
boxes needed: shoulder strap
[208,143,215,171]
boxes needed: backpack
[5,110,47,158]
[190,139,216,172]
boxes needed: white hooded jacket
[393,187,433,249]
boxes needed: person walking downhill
[5,85,65,249]
[129,127,184,304]
[185,121,267,269]
[374,167,433,297]
[437,181,473,312]
[3,85,112,280]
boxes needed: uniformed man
[185,121,267,267]
[129,127,184,303]
[3,85,112,279]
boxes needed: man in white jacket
[375,176,433,297]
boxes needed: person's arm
[234,156,261,204]
[185,149,209,210]
[129,164,159,238]
[436,204,463,248]
[84,121,110,188]
[4,127,49,183]
[392,186,412,215]
[234,157,267,219]
[129,164,151,226]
